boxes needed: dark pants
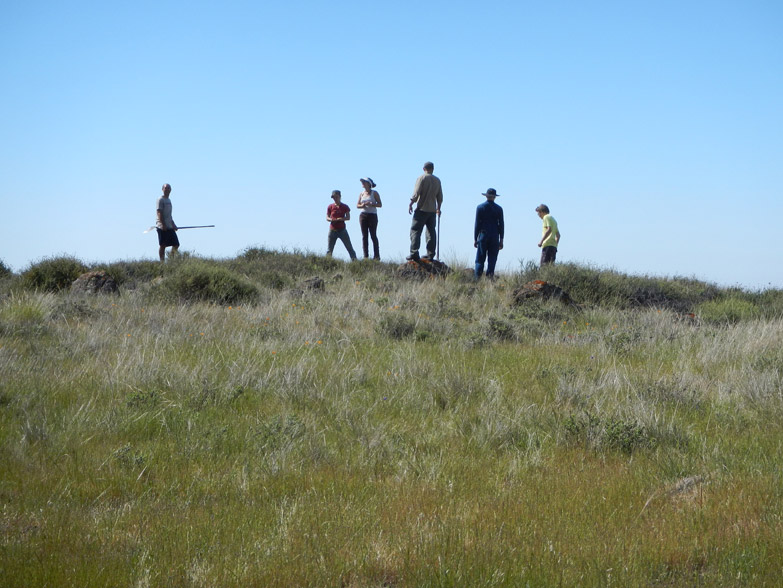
[410,210,437,258]
[327,228,357,260]
[540,246,557,266]
[475,235,500,279]
[359,213,380,259]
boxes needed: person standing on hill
[536,204,560,266]
[356,177,382,260]
[156,183,179,262]
[474,188,504,280]
[326,190,357,260]
[407,161,443,261]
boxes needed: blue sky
[2,1,781,289]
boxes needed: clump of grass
[153,258,258,304]
[562,411,655,454]
[517,261,722,312]
[0,258,12,279]
[697,295,761,324]
[102,259,163,287]
[376,311,416,339]
[21,255,87,292]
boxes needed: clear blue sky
[2,1,781,289]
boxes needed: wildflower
[200,333,205,336]
[305,341,309,345]
[271,351,276,355]
[317,340,322,345]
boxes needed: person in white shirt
[156,184,179,262]
[356,177,383,259]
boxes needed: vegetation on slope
[1,251,782,586]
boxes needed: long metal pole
[436,214,440,261]
[144,225,215,233]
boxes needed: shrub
[697,296,761,324]
[0,259,12,279]
[562,411,654,454]
[376,312,416,339]
[21,256,87,292]
[103,260,163,286]
[517,261,721,312]
[156,259,258,304]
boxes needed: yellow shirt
[541,214,559,248]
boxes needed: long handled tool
[436,214,440,261]
[143,225,215,234]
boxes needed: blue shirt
[474,200,504,241]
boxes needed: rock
[512,280,572,306]
[71,271,118,294]
[301,277,325,291]
[396,258,451,280]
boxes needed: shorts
[540,246,557,265]
[157,228,180,248]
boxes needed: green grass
[1,253,782,586]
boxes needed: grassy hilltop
[1,251,782,587]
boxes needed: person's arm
[555,230,561,245]
[436,184,443,216]
[409,178,422,214]
[356,194,364,208]
[373,191,382,208]
[498,209,504,250]
[343,211,351,221]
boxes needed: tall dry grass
[1,254,782,586]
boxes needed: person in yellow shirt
[535,204,560,266]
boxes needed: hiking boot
[406,253,420,261]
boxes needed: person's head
[482,188,499,200]
[423,162,434,173]
[162,183,172,197]
[360,177,376,190]
[535,204,549,218]
[331,189,342,203]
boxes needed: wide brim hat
[482,188,499,197]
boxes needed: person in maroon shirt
[326,190,357,260]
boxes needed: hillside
[1,251,782,586]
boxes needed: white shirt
[359,190,379,214]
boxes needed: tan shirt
[411,173,443,213]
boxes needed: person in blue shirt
[474,188,504,280]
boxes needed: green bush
[0,259,12,279]
[697,296,761,324]
[103,260,163,286]
[376,311,416,339]
[156,259,258,304]
[21,256,87,292]
[517,261,721,312]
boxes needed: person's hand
[537,241,542,248]
[408,202,413,214]
[499,240,504,250]
[474,241,478,248]
[436,209,441,217]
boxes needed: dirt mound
[512,280,573,306]
[396,258,450,280]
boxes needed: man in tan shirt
[407,161,443,261]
